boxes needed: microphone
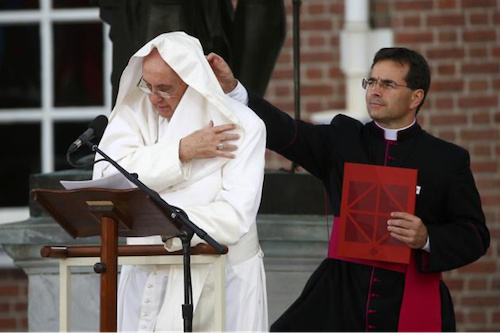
[67,115,108,153]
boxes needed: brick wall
[0,269,28,332]
[257,0,500,331]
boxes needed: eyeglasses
[137,77,183,99]
[362,78,410,90]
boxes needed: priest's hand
[179,121,239,163]
[387,212,428,249]
[206,52,238,94]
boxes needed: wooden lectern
[34,188,228,332]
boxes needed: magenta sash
[328,217,441,332]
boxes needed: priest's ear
[410,89,425,113]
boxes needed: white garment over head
[93,31,268,332]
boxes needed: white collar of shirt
[374,119,416,141]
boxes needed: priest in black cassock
[207,47,490,332]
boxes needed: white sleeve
[226,80,249,106]
[422,236,431,252]
[165,115,266,249]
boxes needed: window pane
[53,22,104,107]
[52,0,95,9]
[54,122,96,172]
[0,124,41,206]
[0,24,41,108]
[0,0,38,10]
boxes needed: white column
[340,0,371,121]
[311,0,394,124]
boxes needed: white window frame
[0,0,112,173]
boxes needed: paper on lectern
[60,171,137,190]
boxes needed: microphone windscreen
[89,115,108,144]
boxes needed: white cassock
[92,32,268,332]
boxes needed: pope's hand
[179,121,239,163]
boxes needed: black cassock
[247,92,490,332]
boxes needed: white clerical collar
[375,119,416,141]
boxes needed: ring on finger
[217,142,224,150]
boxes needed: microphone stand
[80,141,225,332]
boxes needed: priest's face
[142,49,188,120]
[365,60,422,129]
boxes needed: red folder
[337,162,418,264]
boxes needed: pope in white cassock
[92,32,268,331]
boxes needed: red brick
[458,96,498,109]
[438,0,457,9]
[301,85,333,96]
[272,69,293,80]
[395,0,433,11]
[493,46,500,57]
[301,19,332,31]
[0,286,19,297]
[400,16,422,27]
[436,130,456,141]
[328,68,344,79]
[430,114,467,125]
[0,319,16,329]
[307,4,326,15]
[275,85,291,97]
[462,62,500,74]
[468,80,488,91]
[427,47,465,59]
[434,97,454,109]
[471,112,491,124]
[14,303,28,312]
[438,30,458,43]
[468,278,489,290]
[477,178,500,190]
[396,32,434,44]
[427,14,466,26]
[470,13,490,25]
[444,277,465,290]
[431,80,463,92]
[495,13,500,24]
[469,46,488,58]
[461,128,498,140]
[301,51,334,62]
[463,30,497,42]
[472,145,492,156]
[461,295,500,307]
[468,311,487,323]
[308,36,326,47]
[470,161,498,173]
[306,68,324,79]
[481,194,500,205]
[462,0,497,8]
[437,64,456,75]
[305,101,324,112]
[0,303,9,313]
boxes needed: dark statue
[96,0,286,106]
